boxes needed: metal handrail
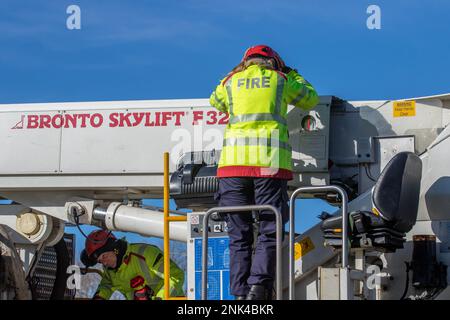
[201,205,283,300]
[288,185,349,300]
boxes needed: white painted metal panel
[319,267,340,300]
[289,96,331,173]
[0,111,61,174]
[0,99,224,175]
[58,106,226,173]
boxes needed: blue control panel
[194,237,233,300]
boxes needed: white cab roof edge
[0,93,449,112]
[0,98,211,112]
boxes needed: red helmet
[241,45,285,70]
[85,229,116,257]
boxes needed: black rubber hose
[50,237,71,300]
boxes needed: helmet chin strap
[112,239,128,270]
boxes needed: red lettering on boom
[78,114,90,128]
[52,114,63,128]
[64,114,77,128]
[27,115,39,129]
[145,112,154,126]
[193,111,203,125]
[39,115,52,129]
[161,112,172,126]
[119,113,132,127]
[132,113,145,126]
[91,113,103,128]
[109,113,119,127]
[172,111,184,126]
[16,109,224,129]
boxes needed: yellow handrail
[163,152,187,300]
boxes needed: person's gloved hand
[134,286,153,300]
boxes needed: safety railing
[202,205,283,300]
[288,185,349,300]
[163,152,187,300]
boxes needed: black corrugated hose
[50,237,71,300]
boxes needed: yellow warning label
[393,101,416,117]
[294,237,315,260]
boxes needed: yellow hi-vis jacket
[210,64,319,179]
[95,243,184,300]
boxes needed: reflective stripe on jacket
[210,65,319,179]
[95,243,184,300]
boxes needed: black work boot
[246,285,271,300]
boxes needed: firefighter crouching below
[80,230,185,300]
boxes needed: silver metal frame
[288,185,349,300]
[201,205,282,300]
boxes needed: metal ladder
[288,185,350,300]
[201,205,283,300]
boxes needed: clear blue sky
[1,0,449,104]
[1,1,448,255]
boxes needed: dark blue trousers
[215,177,289,296]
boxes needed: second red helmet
[85,229,116,257]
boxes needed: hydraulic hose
[50,237,71,300]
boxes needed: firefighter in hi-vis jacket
[80,229,184,300]
[210,45,319,300]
